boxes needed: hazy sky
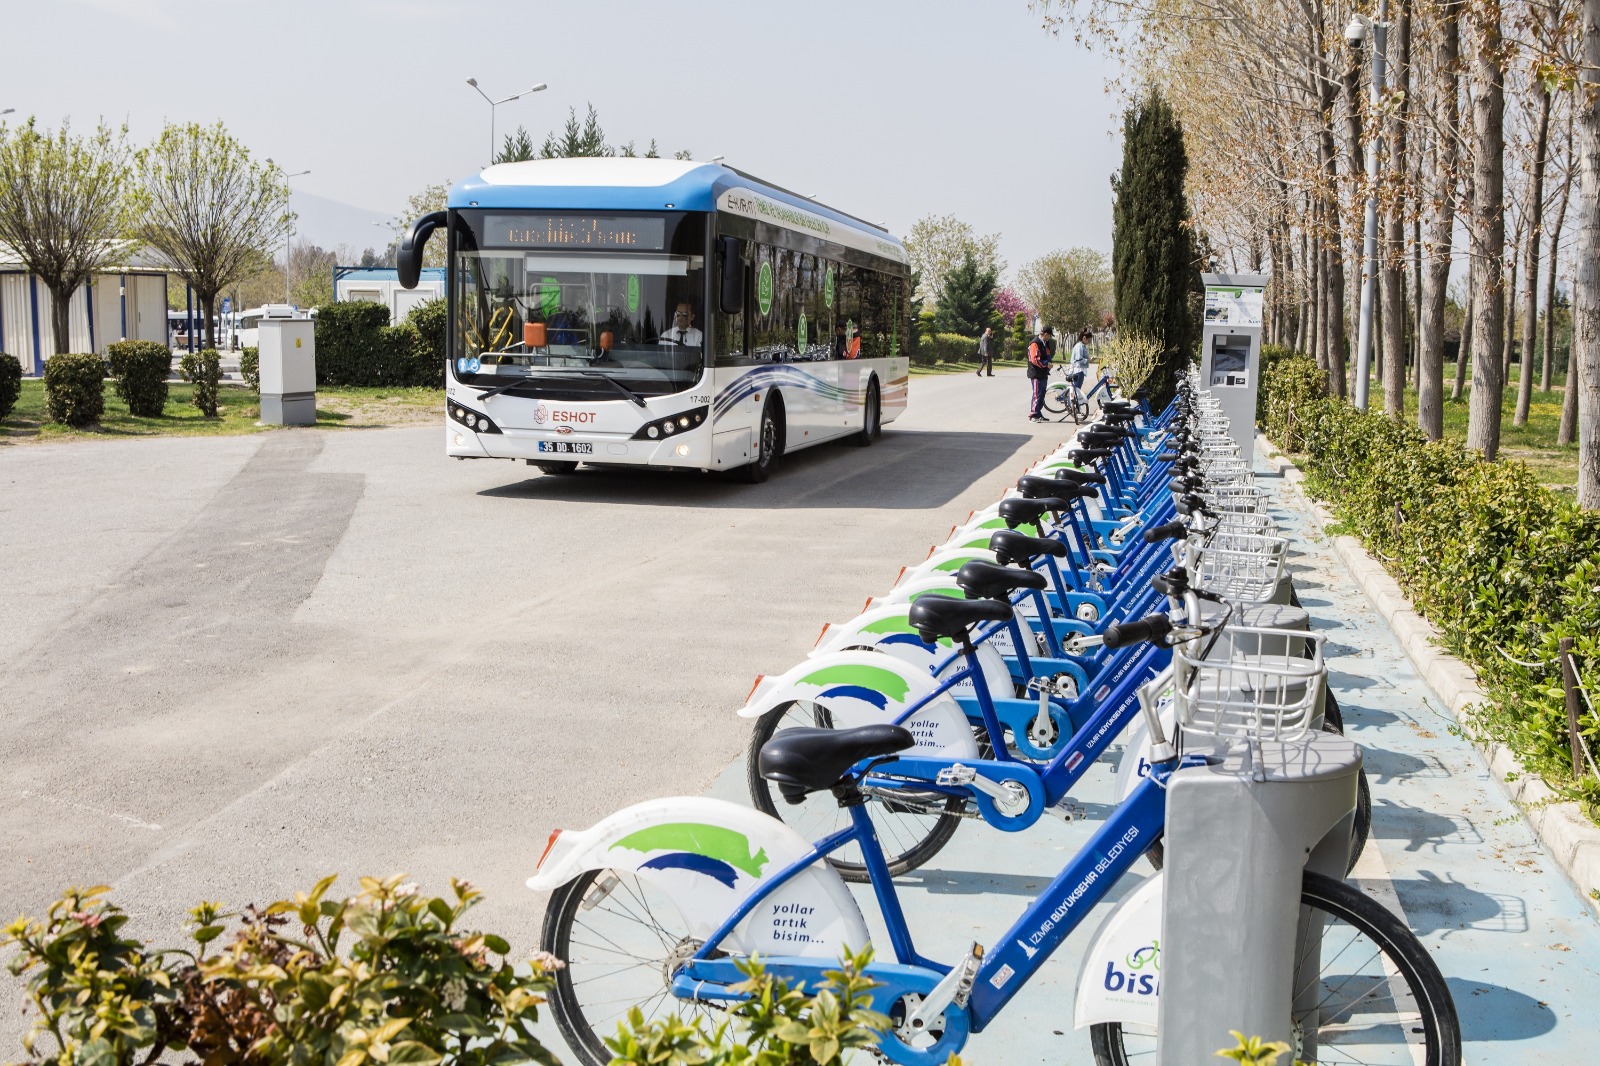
[5,0,1128,282]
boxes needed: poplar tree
[1111,87,1199,406]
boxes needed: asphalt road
[0,367,1059,1041]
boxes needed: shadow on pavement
[1385,871,1531,937]
[475,429,1034,509]
[1445,977,1557,1041]
[1368,798,1485,853]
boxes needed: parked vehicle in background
[236,304,311,349]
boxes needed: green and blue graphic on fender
[610,823,770,888]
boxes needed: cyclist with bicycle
[1069,328,1092,388]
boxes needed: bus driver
[658,302,703,347]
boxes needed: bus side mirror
[718,235,745,316]
[397,211,446,289]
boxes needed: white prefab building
[334,266,445,323]
[0,266,169,374]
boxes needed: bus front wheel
[854,381,881,447]
[739,398,782,483]
[534,460,579,475]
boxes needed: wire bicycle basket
[1192,532,1288,603]
[1174,626,1325,742]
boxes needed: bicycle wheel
[1042,381,1072,414]
[543,868,730,1066]
[1073,396,1092,423]
[1089,871,1460,1065]
[745,700,965,883]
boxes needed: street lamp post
[1348,3,1389,411]
[465,78,547,164]
[268,159,311,306]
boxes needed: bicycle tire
[1042,382,1072,415]
[745,700,965,883]
[1089,870,1461,1066]
[542,868,730,1066]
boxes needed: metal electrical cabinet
[1199,272,1269,461]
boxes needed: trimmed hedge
[0,352,20,421]
[106,340,172,417]
[1263,356,1600,816]
[179,349,221,417]
[240,347,259,390]
[912,331,980,367]
[43,353,106,426]
[314,301,441,387]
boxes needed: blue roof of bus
[448,158,905,260]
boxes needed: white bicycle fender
[810,604,1014,703]
[897,547,999,585]
[528,796,870,960]
[876,574,1035,660]
[736,650,979,759]
[1072,871,1164,1029]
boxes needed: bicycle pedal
[935,764,977,787]
[1050,800,1087,821]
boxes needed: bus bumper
[445,422,714,468]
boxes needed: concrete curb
[1256,434,1600,915]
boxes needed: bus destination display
[484,214,667,251]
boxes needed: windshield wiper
[571,370,649,408]
[473,375,545,401]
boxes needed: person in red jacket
[1027,325,1056,422]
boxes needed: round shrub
[404,298,447,388]
[178,349,221,417]
[43,353,107,427]
[106,340,172,417]
[0,352,21,422]
[239,347,259,390]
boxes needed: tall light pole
[268,159,311,306]
[1348,3,1389,410]
[0,108,14,117]
[466,78,546,164]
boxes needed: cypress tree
[1010,311,1030,359]
[933,252,1000,337]
[1111,87,1199,407]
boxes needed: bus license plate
[538,442,593,454]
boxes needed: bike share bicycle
[527,375,1459,1065]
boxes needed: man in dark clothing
[976,326,995,376]
[1027,325,1055,422]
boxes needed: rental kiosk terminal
[1198,272,1268,461]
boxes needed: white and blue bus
[397,158,910,481]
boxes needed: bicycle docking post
[1154,733,1360,1064]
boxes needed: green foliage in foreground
[178,348,221,416]
[1263,356,1600,819]
[107,340,172,417]
[3,878,562,1066]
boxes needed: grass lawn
[1357,363,1578,490]
[1,380,443,444]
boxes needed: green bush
[315,301,441,387]
[106,340,172,417]
[0,352,21,421]
[4,878,561,1066]
[406,297,448,387]
[1261,355,1326,452]
[179,349,221,417]
[1256,343,1304,424]
[239,346,259,390]
[1263,367,1600,818]
[43,353,106,427]
[912,331,980,367]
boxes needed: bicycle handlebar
[1103,613,1173,650]
[1143,520,1188,544]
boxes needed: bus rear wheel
[739,398,782,483]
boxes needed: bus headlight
[631,405,709,441]
[675,444,690,457]
[448,402,502,434]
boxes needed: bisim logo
[1103,939,1161,996]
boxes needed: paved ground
[0,367,1054,1046]
[5,376,1598,1063]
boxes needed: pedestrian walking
[1027,325,1055,422]
[976,327,995,376]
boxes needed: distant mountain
[288,190,396,259]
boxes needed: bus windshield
[452,209,705,399]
